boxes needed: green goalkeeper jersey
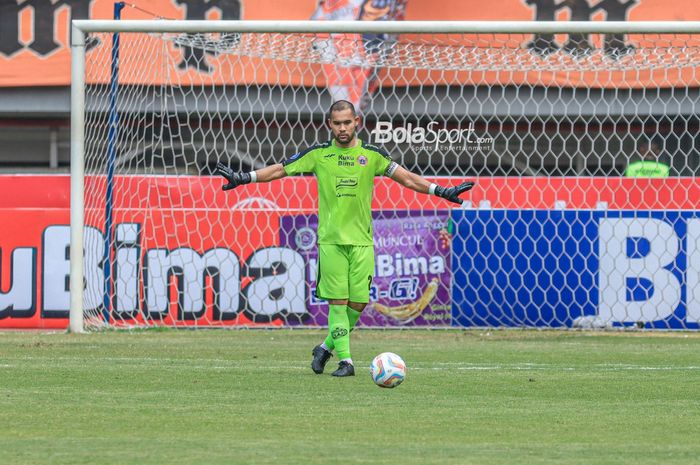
[283,139,397,246]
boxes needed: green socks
[324,306,361,354]
[346,307,362,331]
[327,304,350,360]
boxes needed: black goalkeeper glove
[216,162,252,191]
[434,182,475,205]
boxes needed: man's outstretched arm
[389,165,474,205]
[216,162,287,190]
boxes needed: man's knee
[348,301,367,312]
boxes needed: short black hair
[328,100,356,119]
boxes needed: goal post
[70,20,700,332]
[70,22,87,333]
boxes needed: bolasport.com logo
[370,121,493,152]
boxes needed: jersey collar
[331,138,362,150]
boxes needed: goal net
[71,21,700,331]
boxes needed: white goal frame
[69,20,700,333]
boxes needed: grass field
[1,329,700,465]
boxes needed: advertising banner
[451,209,700,329]
[280,210,452,327]
[1,0,699,88]
[2,175,700,328]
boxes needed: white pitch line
[3,357,700,372]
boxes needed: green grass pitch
[1,329,700,465]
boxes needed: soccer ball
[370,352,406,388]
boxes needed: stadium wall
[0,175,698,329]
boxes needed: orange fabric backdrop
[0,0,699,87]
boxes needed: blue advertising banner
[451,210,700,329]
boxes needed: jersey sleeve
[365,143,398,177]
[282,146,319,175]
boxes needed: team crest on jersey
[358,155,368,166]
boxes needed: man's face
[329,109,359,145]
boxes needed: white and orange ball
[370,352,406,388]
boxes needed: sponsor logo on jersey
[335,176,358,198]
[338,154,355,167]
[336,177,358,189]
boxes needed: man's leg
[312,245,352,375]
[313,299,356,377]
[323,245,374,352]
[322,301,365,352]
[328,245,375,375]
[328,302,351,362]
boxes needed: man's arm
[253,164,287,182]
[216,162,287,190]
[389,165,474,205]
[389,165,432,194]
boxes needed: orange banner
[1,0,699,89]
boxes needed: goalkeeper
[216,100,473,377]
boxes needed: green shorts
[315,244,375,303]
